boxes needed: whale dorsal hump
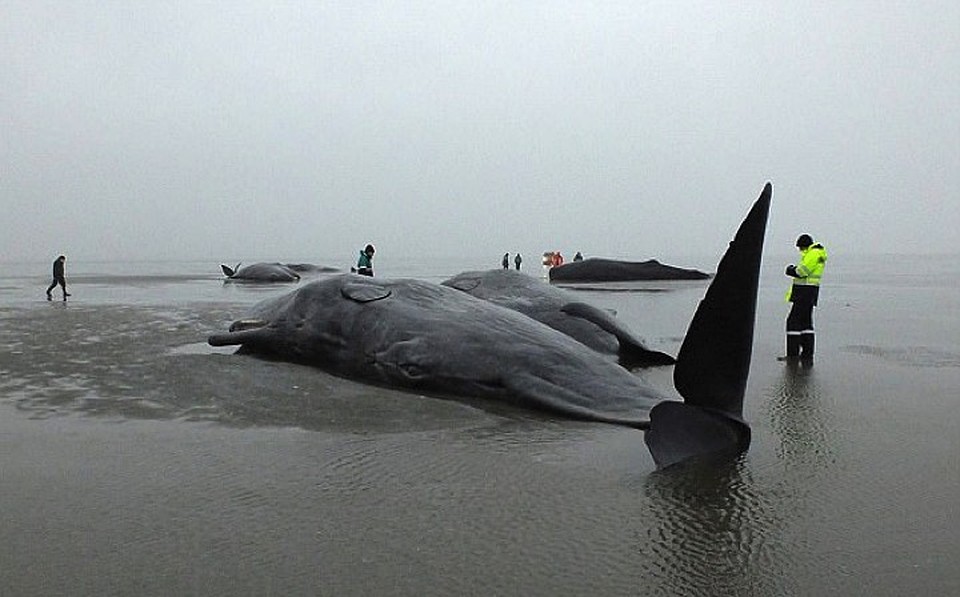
[341,282,392,303]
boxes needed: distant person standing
[356,244,375,276]
[514,253,522,271]
[46,254,70,301]
[573,251,583,262]
[781,234,828,364]
[502,253,510,269]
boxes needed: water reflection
[767,365,837,470]
[637,459,790,596]
[628,364,845,597]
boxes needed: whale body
[220,262,341,282]
[211,275,669,426]
[220,262,301,282]
[441,269,675,367]
[549,258,710,283]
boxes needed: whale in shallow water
[441,269,675,367]
[220,262,300,282]
[549,258,710,283]
[220,262,340,282]
[209,183,772,467]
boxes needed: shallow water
[1,255,958,596]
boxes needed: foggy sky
[2,1,958,269]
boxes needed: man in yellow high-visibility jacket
[782,234,827,364]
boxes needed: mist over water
[1,254,958,596]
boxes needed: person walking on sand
[514,253,522,271]
[502,253,510,269]
[781,234,827,364]
[46,254,71,301]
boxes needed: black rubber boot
[778,335,801,362]
[800,334,815,364]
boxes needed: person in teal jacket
[782,234,827,363]
[356,244,375,276]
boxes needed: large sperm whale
[209,183,772,467]
[548,258,710,282]
[220,262,302,282]
[220,262,341,282]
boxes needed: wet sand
[1,257,958,596]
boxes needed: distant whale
[220,262,339,282]
[283,263,342,275]
[441,269,675,367]
[209,183,772,467]
[549,258,710,283]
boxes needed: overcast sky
[2,1,958,268]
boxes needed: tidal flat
[1,255,958,596]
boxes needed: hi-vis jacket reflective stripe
[794,244,827,286]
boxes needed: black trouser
[47,275,67,298]
[786,299,815,359]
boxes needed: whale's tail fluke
[221,263,241,278]
[645,182,772,468]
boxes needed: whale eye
[399,362,426,380]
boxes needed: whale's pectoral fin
[341,283,392,303]
[644,402,750,469]
[561,302,676,367]
[560,301,614,324]
[220,263,236,277]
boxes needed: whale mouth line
[229,318,268,332]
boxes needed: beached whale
[220,263,301,282]
[549,258,710,283]
[441,269,675,367]
[220,262,340,282]
[209,183,772,467]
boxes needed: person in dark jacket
[46,255,70,301]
